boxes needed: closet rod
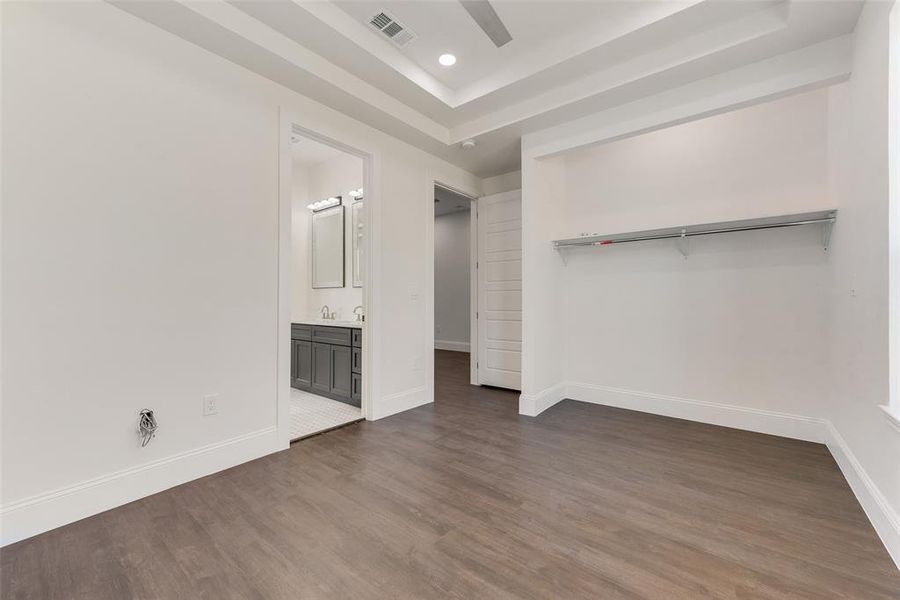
[552,210,837,250]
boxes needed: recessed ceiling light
[439,53,456,67]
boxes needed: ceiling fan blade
[459,0,513,48]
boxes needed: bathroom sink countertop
[295,318,364,329]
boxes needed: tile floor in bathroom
[289,388,362,440]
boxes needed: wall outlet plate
[203,394,219,416]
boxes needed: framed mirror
[311,204,344,289]
[352,200,364,288]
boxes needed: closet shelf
[552,209,837,261]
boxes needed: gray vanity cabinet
[291,340,312,390]
[291,323,361,407]
[330,345,353,399]
[311,342,332,395]
[351,347,361,373]
[351,345,362,404]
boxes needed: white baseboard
[519,382,567,417]
[0,426,278,547]
[5,385,897,573]
[824,422,900,570]
[372,384,430,420]
[566,382,827,443]
[434,340,470,352]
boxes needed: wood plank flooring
[2,350,898,598]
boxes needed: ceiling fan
[459,0,513,47]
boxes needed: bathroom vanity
[291,321,362,407]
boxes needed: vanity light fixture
[307,196,342,212]
[348,188,364,200]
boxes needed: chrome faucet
[353,305,364,322]
[321,305,334,320]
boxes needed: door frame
[277,109,379,448]
[429,180,481,388]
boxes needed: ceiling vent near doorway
[368,11,417,48]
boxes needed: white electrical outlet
[203,393,219,416]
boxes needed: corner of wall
[519,153,567,415]
[822,0,900,570]
[518,382,567,417]
[370,385,430,420]
[482,170,522,196]
[825,421,900,569]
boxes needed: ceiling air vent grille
[368,11,416,48]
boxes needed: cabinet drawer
[351,346,362,374]
[311,326,351,347]
[351,373,362,405]
[351,329,362,347]
[291,324,311,341]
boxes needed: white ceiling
[291,134,344,166]
[115,0,864,178]
[332,1,656,94]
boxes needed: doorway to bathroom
[287,132,366,440]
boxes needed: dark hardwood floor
[2,350,898,598]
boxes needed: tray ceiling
[113,0,863,177]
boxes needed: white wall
[482,170,522,196]
[826,0,900,564]
[434,210,470,350]
[291,161,311,321]
[292,153,364,323]
[561,90,832,427]
[1,1,480,545]
[562,90,831,231]
[522,92,834,425]
[520,155,567,415]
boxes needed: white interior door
[477,190,522,390]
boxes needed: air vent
[368,10,416,48]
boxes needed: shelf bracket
[553,242,569,267]
[676,229,689,259]
[822,216,835,251]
